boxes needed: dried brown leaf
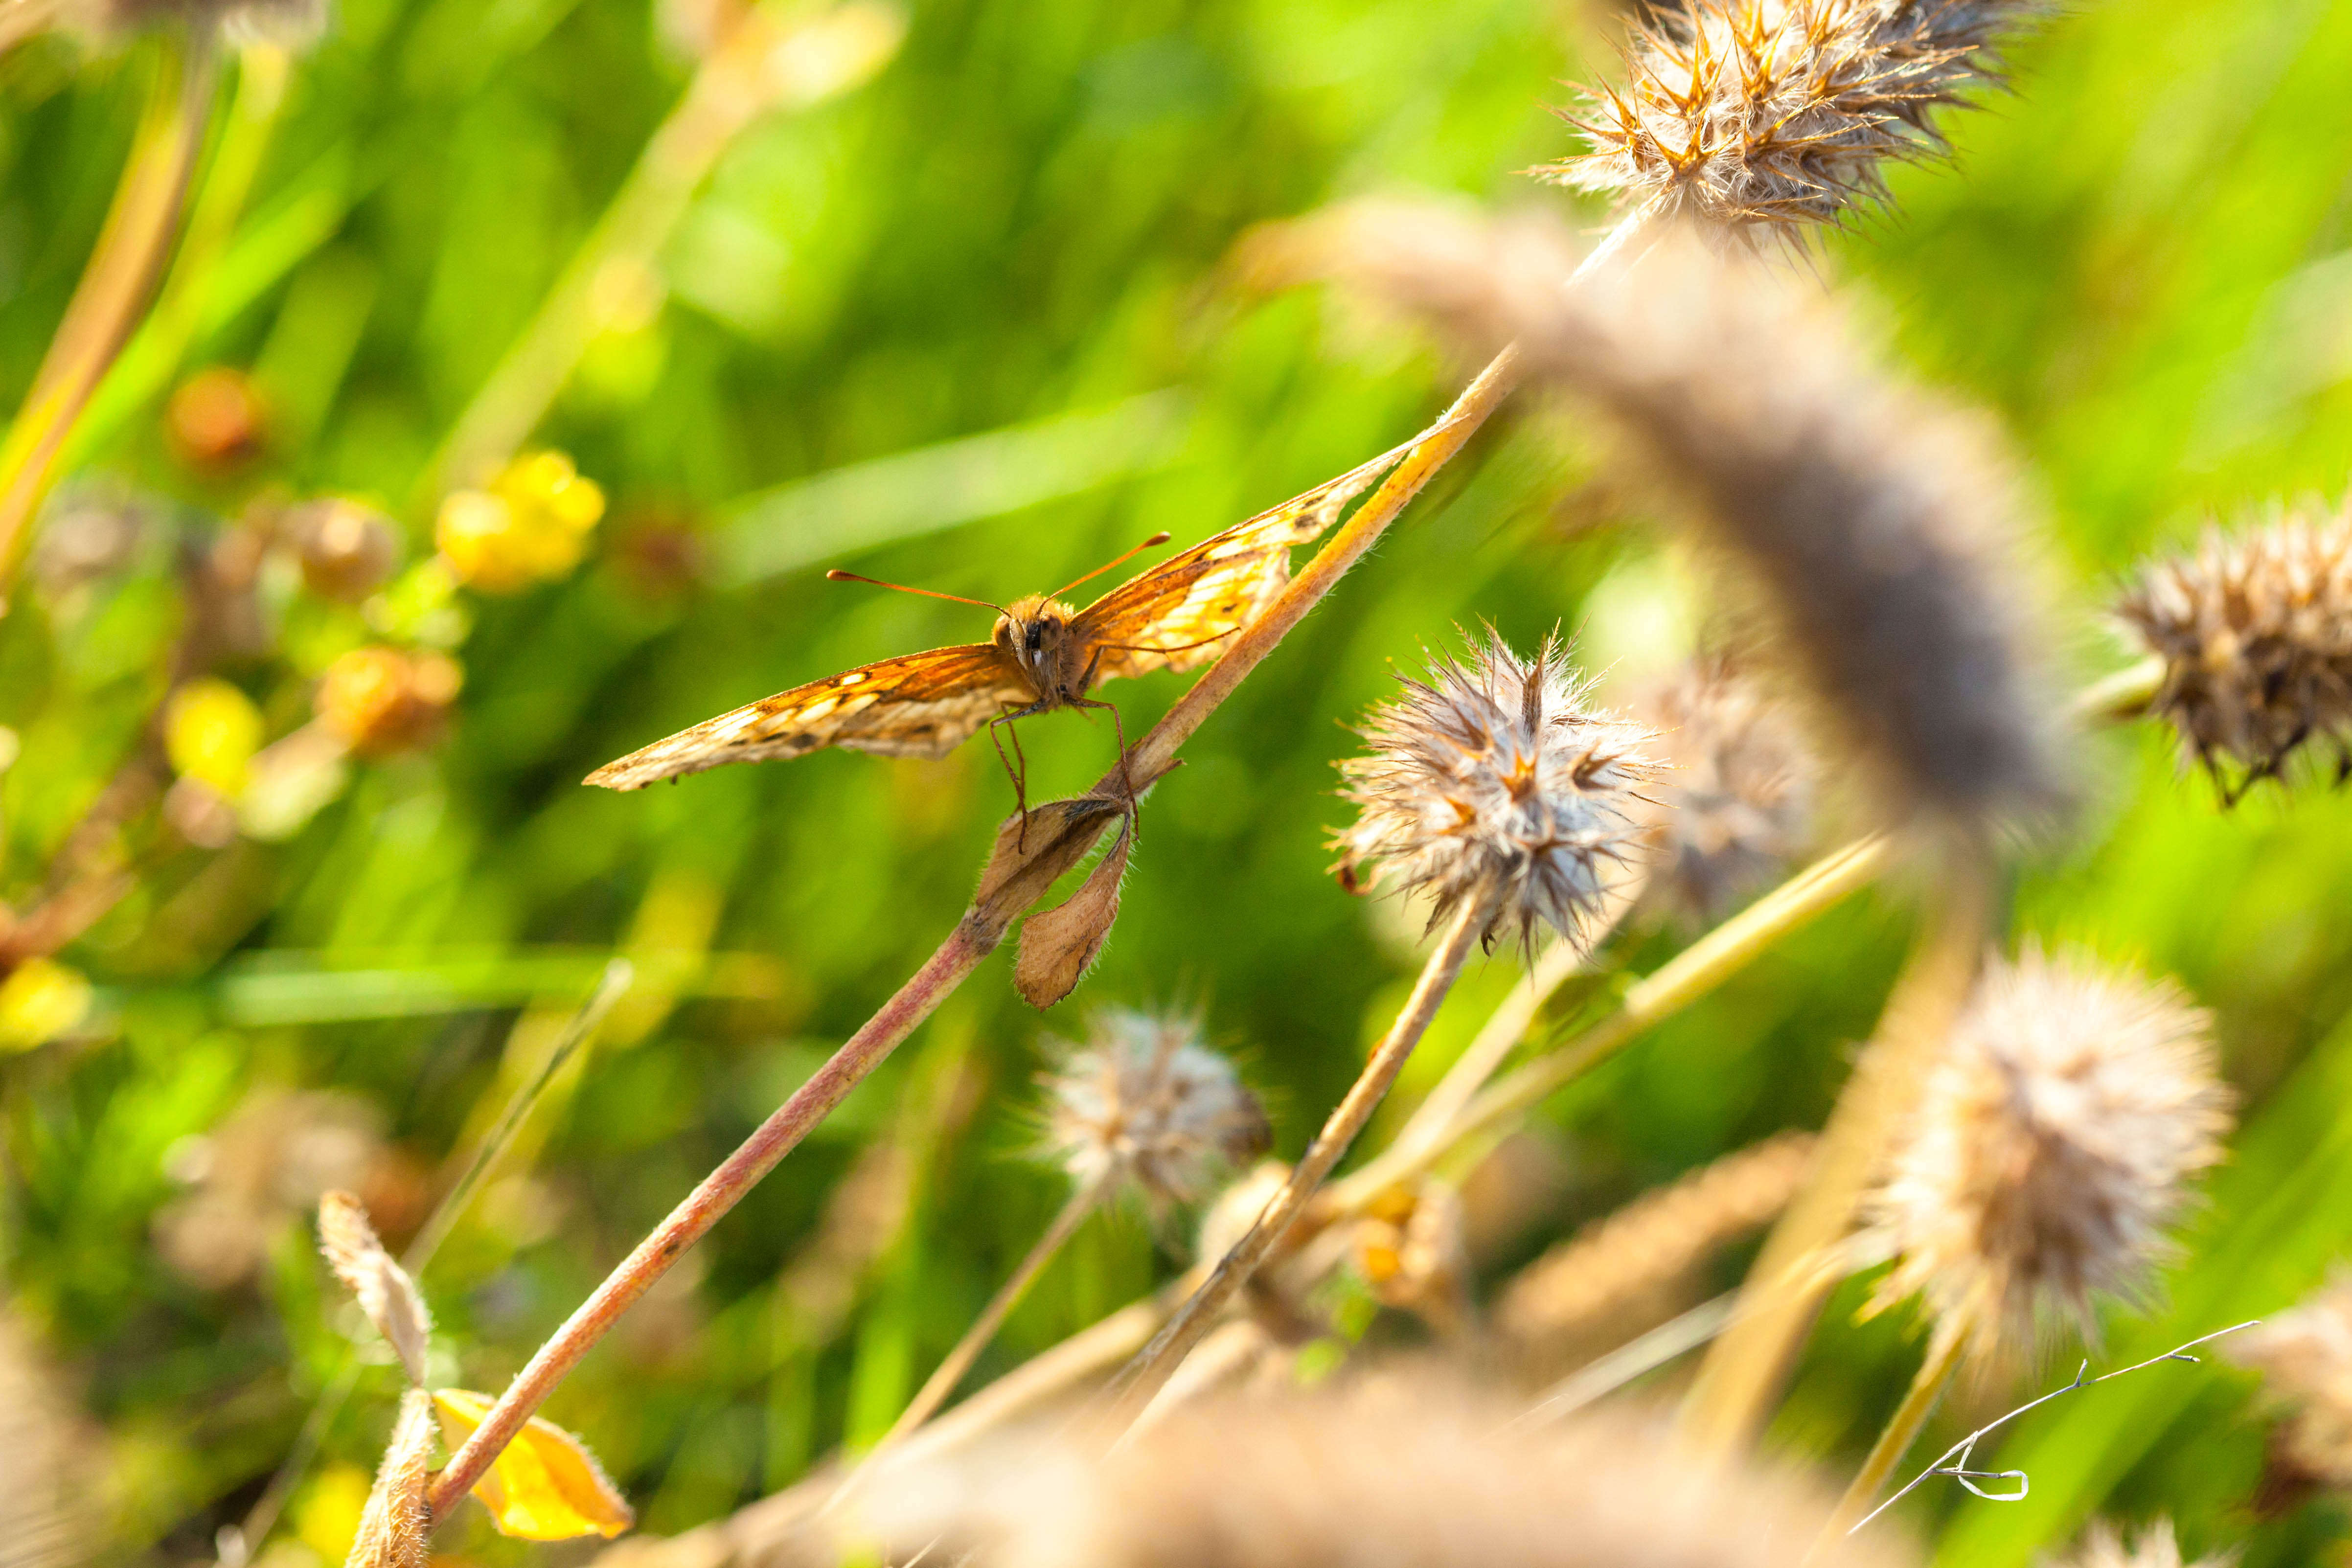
[1014,823,1131,1008]
[319,1191,432,1384]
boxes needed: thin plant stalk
[426,343,1522,1528]
[424,1,901,497]
[1681,864,1992,1454]
[221,962,635,1567]
[829,1169,1113,1509]
[1809,1316,1970,1558]
[1100,893,1495,1432]
[1325,833,1892,1213]
[0,32,218,597]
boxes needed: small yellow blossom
[0,958,94,1053]
[165,678,265,795]
[435,452,605,593]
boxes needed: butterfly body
[583,415,1456,795]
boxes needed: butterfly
[583,414,1458,805]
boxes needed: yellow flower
[294,1464,375,1565]
[164,678,265,795]
[435,451,605,593]
[430,1390,633,1540]
[316,647,463,757]
[0,958,94,1053]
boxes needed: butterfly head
[997,594,1087,698]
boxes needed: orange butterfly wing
[584,643,1032,791]
[1073,417,1458,684]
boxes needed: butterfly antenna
[825,569,1005,614]
[1050,531,1172,599]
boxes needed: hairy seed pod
[1042,1010,1270,1211]
[2116,498,2352,797]
[1550,0,2040,249]
[1862,947,2231,1354]
[1333,629,1658,955]
[1626,657,1815,923]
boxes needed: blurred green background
[5,0,2352,1561]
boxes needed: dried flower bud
[2116,499,2352,797]
[164,677,265,796]
[30,485,149,596]
[288,499,404,603]
[1334,630,1657,954]
[1015,823,1131,1008]
[165,366,270,473]
[1549,0,2038,249]
[318,1192,432,1384]
[1628,658,1814,923]
[1295,205,2072,836]
[1352,1179,1474,1336]
[2228,1273,2352,1493]
[346,1389,434,1568]
[436,451,605,593]
[854,1380,1919,1568]
[1862,948,2231,1352]
[0,958,94,1054]
[2053,1520,2226,1568]
[316,646,463,757]
[1043,1010,1270,1210]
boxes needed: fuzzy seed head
[1334,631,1658,954]
[1551,0,2038,249]
[1292,205,2073,835]
[1043,1010,1270,1210]
[1630,658,1815,923]
[2229,1273,2352,1491]
[855,1380,1921,1568]
[2055,1520,2228,1568]
[1864,948,2231,1351]
[2116,499,2352,794]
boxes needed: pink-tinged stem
[425,921,991,1522]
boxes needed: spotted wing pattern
[584,644,1032,791]
[1073,415,1460,685]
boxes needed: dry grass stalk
[1497,1130,1816,1381]
[853,1378,1920,1568]
[0,1309,98,1568]
[1548,0,2039,248]
[1292,203,2072,838]
[2116,497,2352,799]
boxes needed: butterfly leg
[1071,696,1141,838]
[988,703,1049,849]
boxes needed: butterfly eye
[1025,623,1045,652]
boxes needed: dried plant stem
[1101,894,1494,1431]
[430,347,1513,1524]
[425,1,901,496]
[426,926,989,1522]
[1810,1316,1969,1558]
[223,964,635,1567]
[2077,655,2166,725]
[0,33,217,599]
[1681,864,1992,1454]
[1325,833,1891,1214]
[836,1169,1112,1500]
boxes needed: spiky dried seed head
[1549,0,2039,250]
[1628,657,1815,923]
[1863,947,2231,1353]
[1333,630,1657,954]
[2054,1520,2230,1568]
[1289,205,2073,837]
[2115,499,2352,797]
[1043,1010,1270,1210]
[852,1379,1921,1568]
[2227,1273,2352,1492]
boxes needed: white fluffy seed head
[2228,1273,2352,1493]
[1333,630,1659,955]
[1863,947,2232,1355]
[1042,1010,1271,1210]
